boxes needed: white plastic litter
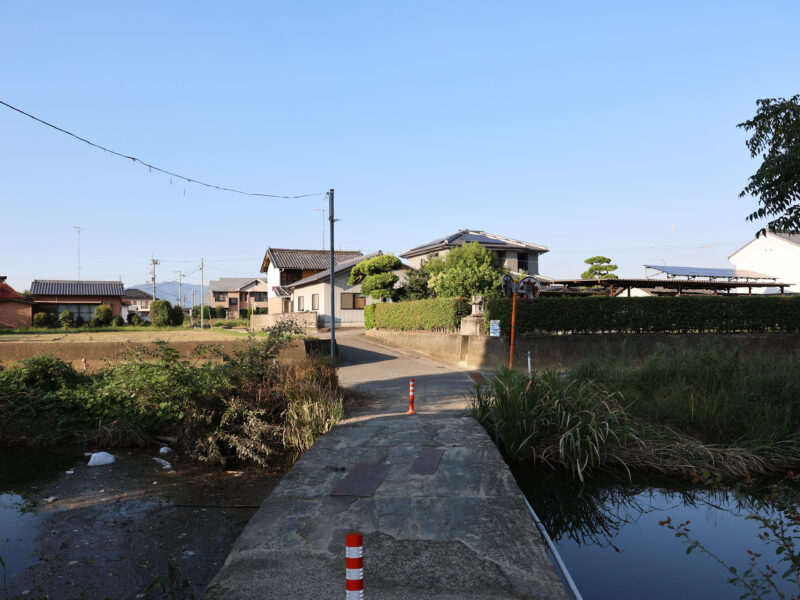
[87,452,115,467]
[65,470,74,475]
[153,457,172,470]
[159,446,172,455]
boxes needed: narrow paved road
[336,328,475,419]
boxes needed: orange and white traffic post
[346,532,364,599]
[407,378,416,414]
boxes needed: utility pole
[191,290,195,326]
[73,226,87,280]
[329,189,336,359]
[175,269,184,308]
[200,257,205,330]
[314,208,327,249]
[150,255,160,301]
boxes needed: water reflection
[513,466,793,600]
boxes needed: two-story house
[123,288,154,320]
[259,248,363,314]
[399,229,548,275]
[209,278,269,318]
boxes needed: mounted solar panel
[644,265,776,280]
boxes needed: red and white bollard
[346,532,364,599]
[406,378,416,414]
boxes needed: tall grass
[472,349,800,480]
[0,327,343,469]
[570,348,800,445]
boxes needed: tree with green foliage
[150,299,172,326]
[581,256,618,279]
[348,254,402,300]
[169,304,185,326]
[738,95,800,235]
[192,305,211,320]
[59,310,74,328]
[94,304,113,325]
[401,263,434,300]
[428,242,506,298]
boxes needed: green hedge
[364,303,377,329]
[373,298,470,332]
[484,296,800,335]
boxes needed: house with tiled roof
[123,288,154,321]
[729,230,800,294]
[399,229,548,275]
[30,280,125,322]
[209,277,269,318]
[285,251,407,327]
[0,276,33,328]
[259,248,363,314]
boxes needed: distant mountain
[129,281,209,307]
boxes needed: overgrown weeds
[472,350,800,481]
[0,322,343,469]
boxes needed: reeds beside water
[471,349,800,480]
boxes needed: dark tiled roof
[209,277,267,292]
[124,288,153,300]
[261,248,363,272]
[399,229,548,258]
[288,251,383,288]
[272,286,291,297]
[31,280,125,297]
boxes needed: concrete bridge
[204,330,569,599]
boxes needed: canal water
[515,467,797,600]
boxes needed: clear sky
[2,1,798,292]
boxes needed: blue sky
[2,1,798,292]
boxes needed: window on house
[229,297,238,306]
[311,294,319,310]
[213,292,227,302]
[341,293,366,310]
[517,252,530,273]
[253,292,267,302]
[297,296,304,311]
[280,269,303,286]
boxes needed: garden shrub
[59,310,74,328]
[75,316,85,327]
[127,312,142,325]
[364,303,377,329]
[483,296,800,335]
[150,300,172,326]
[33,312,57,328]
[88,317,102,328]
[112,315,125,327]
[94,304,113,325]
[169,304,185,326]
[373,298,470,332]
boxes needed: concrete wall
[367,329,800,371]
[252,311,318,331]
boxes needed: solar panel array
[645,265,776,280]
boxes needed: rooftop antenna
[72,226,88,281]
[314,208,327,249]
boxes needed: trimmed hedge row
[364,303,377,330]
[484,296,800,335]
[372,298,470,332]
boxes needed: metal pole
[200,257,205,330]
[329,189,336,359]
[509,291,517,369]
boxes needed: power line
[0,99,326,200]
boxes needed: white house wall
[729,234,800,294]
[291,271,367,326]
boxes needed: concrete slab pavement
[203,330,569,599]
